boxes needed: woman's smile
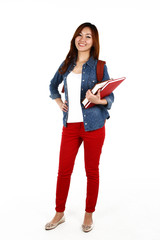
[78,43,86,47]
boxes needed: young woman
[45,22,114,232]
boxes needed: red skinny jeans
[55,122,105,213]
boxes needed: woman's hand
[55,98,68,112]
[85,89,108,105]
[60,100,68,112]
[85,89,101,104]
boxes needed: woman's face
[75,27,93,53]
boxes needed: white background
[0,0,160,239]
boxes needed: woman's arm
[49,61,69,112]
[49,61,64,100]
[85,63,114,108]
[101,64,114,109]
[85,89,108,105]
[55,98,68,112]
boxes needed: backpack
[61,60,106,93]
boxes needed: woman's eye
[78,33,91,38]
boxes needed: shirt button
[82,88,83,91]
[82,79,85,81]
[85,123,87,125]
[84,115,86,117]
[83,72,85,74]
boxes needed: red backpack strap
[61,84,64,93]
[96,60,106,82]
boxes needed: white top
[66,71,83,123]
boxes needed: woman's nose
[80,35,85,41]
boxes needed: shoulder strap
[61,59,106,93]
[96,60,106,82]
[61,84,64,93]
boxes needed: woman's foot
[45,212,65,230]
[82,211,94,232]
[83,211,93,225]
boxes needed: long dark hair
[58,22,100,74]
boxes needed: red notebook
[82,77,126,109]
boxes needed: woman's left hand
[85,89,101,104]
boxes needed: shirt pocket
[87,78,97,90]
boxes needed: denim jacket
[49,55,114,131]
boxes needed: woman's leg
[55,123,83,212]
[81,125,105,213]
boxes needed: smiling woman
[58,22,100,75]
[46,22,114,233]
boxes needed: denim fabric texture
[49,55,114,131]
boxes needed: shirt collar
[73,55,96,68]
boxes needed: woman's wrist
[55,98,68,112]
[98,98,108,105]
[55,98,63,109]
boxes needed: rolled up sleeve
[49,61,64,100]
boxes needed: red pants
[55,122,105,213]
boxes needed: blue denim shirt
[49,55,114,131]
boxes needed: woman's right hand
[60,100,68,112]
[55,98,68,112]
